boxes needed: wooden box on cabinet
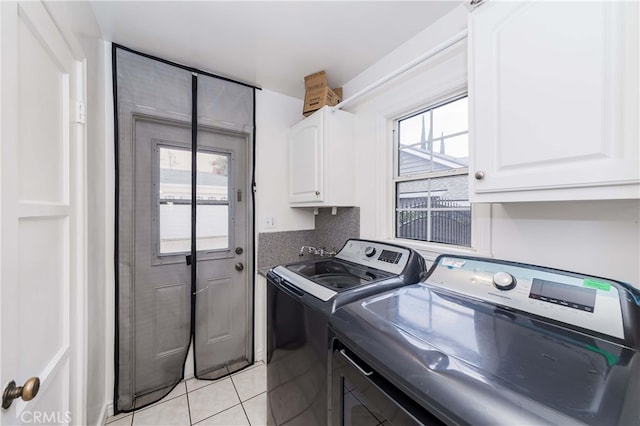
[288,105,355,207]
[469,0,639,202]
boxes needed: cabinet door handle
[474,171,485,180]
[315,191,320,196]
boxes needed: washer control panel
[426,256,625,339]
[493,271,516,290]
[336,240,411,275]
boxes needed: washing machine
[330,255,640,425]
[266,239,428,425]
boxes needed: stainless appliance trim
[272,265,337,301]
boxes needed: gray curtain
[115,47,254,413]
[194,75,255,379]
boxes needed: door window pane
[157,147,231,255]
[159,146,192,255]
[160,146,192,201]
[196,151,230,251]
[196,205,229,251]
[197,152,229,201]
[159,203,191,254]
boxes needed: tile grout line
[191,402,245,426]
[230,374,252,425]
[186,383,194,426]
[188,373,247,425]
[242,391,266,404]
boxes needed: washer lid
[272,260,394,302]
[286,259,393,288]
[330,283,638,426]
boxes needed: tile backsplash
[257,229,316,274]
[257,207,360,274]
[315,207,359,254]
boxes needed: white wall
[342,5,469,245]
[253,89,314,362]
[491,200,640,285]
[255,89,314,233]
[342,5,640,286]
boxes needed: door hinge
[72,100,86,124]
[237,189,242,202]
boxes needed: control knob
[493,271,516,291]
[364,246,377,258]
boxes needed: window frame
[393,93,470,246]
[389,89,490,258]
[152,140,235,263]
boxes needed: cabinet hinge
[466,0,486,11]
[72,99,86,124]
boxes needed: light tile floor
[106,363,267,426]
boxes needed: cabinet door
[470,1,639,201]
[289,110,324,203]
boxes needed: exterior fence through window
[397,198,471,246]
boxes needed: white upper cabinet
[469,1,639,202]
[288,106,355,206]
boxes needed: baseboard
[99,401,111,425]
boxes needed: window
[157,145,230,255]
[394,95,470,247]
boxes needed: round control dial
[493,271,516,291]
[364,246,377,258]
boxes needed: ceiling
[89,1,460,98]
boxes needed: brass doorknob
[2,377,40,409]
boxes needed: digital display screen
[529,278,596,312]
[378,250,401,264]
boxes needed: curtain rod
[332,29,468,112]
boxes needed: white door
[1,2,85,425]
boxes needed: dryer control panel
[426,256,626,339]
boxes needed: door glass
[159,146,192,255]
[158,148,231,254]
[197,151,230,251]
[196,205,229,250]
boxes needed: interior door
[1,2,85,424]
[194,127,252,378]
